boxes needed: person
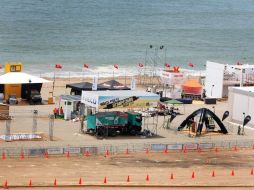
[181,90,185,99]
[53,107,58,119]
[60,106,63,115]
[202,89,207,99]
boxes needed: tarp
[81,90,159,109]
[99,79,130,90]
[182,79,202,94]
[0,72,51,84]
[165,99,183,105]
[66,82,107,91]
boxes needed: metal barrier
[0,139,254,157]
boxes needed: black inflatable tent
[178,108,228,134]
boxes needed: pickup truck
[29,90,42,105]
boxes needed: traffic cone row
[2,169,253,187]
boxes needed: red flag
[138,63,144,67]
[84,64,89,68]
[55,64,62,69]
[114,64,119,69]
[164,63,170,68]
[188,63,194,67]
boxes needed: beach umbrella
[55,64,62,69]
[164,63,170,68]
[84,64,89,68]
[222,111,229,121]
[114,64,119,69]
[188,63,194,67]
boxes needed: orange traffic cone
[212,171,215,177]
[163,148,168,154]
[20,151,25,160]
[84,151,90,157]
[104,176,107,184]
[78,177,82,185]
[170,173,174,180]
[191,171,195,179]
[66,151,70,158]
[125,148,129,155]
[145,148,149,154]
[105,150,110,157]
[146,174,150,182]
[28,179,32,187]
[126,175,130,182]
[251,168,254,176]
[54,178,57,186]
[231,169,235,176]
[183,146,187,153]
[215,147,219,153]
[252,144,254,150]
[44,151,49,159]
[233,145,238,152]
[3,180,8,189]
[2,152,6,160]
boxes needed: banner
[81,90,159,109]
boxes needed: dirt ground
[1,149,254,189]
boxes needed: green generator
[86,111,142,137]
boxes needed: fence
[0,139,254,158]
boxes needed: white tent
[228,86,254,126]
[0,72,51,84]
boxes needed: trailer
[86,111,142,137]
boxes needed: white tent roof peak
[0,72,52,84]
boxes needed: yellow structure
[3,63,23,99]
[4,62,23,73]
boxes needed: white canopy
[0,72,52,84]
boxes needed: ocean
[0,0,254,77]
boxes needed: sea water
[0,0,254,77]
